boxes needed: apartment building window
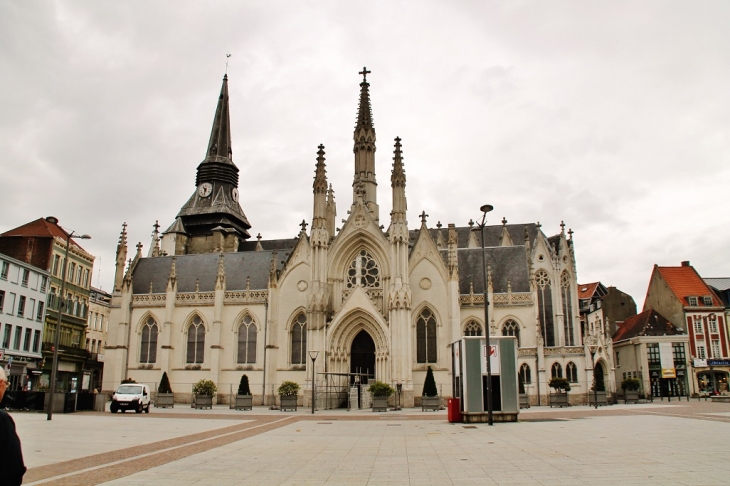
[2,324,11,348]
[13,326,22,349]
[68,263,75,283]
[647,343,660,365]
[82,269,89,288]
[693,316,703,334]
[40,276,47,293]
[52,255,60,276]
[21,269,29,287]
[673,343,686,366]
[6,293,15,315]
[688,296,698,306]
[23,328,31,351]
[27,298,35,320]
[86,338,90,351]
[32,330,40,353]
[17,296,26,318]
[615,352,620,366]
[711,340,721,358]
[36,302,44,321]
[703,296,713,306]
[709,315,718,333]
[1,261,8,280]
[697,345,706,359]
[0,290,4,313]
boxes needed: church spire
[205,74,233,164]
[390,137,407,232]
[313,144,328,194]
[352,67,378,221]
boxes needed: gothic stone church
[103,71,599,407]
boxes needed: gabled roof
[1,217,87,251]
[655,264,722,307]
[578,282,599,300]
[613,309,684,342]
[705,278,730,292]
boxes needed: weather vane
[225,53,232,74]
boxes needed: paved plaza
[11,400,730,485]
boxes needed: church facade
[103,71,607,407]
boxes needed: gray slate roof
[445,246,531,295]
[409,223,540,249]
[132,250,284,294]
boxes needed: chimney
[681,261,690,267]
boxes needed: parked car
[110,384,151,413]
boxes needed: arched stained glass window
[561,271,574,346]
[536,270,555,346]
[551,362,563,379]
[464,320,482,336]
[186,315,205,364]
[140,316,158,364]
[346,250,381,289]
[291,313,307,365]
[417,308,437,363]
[502,319,520,347]
[566,361,578,383]
[237,315,257,364]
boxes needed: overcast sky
[1,1,728,308]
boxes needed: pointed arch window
[346,250,380,289]
[417,308,437,363]
[291,313,307,365]
[566,361,578,383]
[551,362,563,379]
[561,271,575,346]
[237,315,257,364]
[502,319,520,347]
[519,363,531,393]
[186,315,205,364]
[140,316,158,364]
[464,320,482,337]
[535,270,555,347]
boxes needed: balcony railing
[46,295,88,320]
[42,341,91,359]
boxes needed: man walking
[0,368,26,486]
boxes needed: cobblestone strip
[24,416,294,485]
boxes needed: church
[103,69,602,407]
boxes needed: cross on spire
[136,242,143,252]
[568,228,574,240]
[359,66,371,82]
[468,219,474,229]
[560,220,566,233]
[225,53,231,74]
[436,221,442,229]
[420,211,429,224]
[502,217,507,226]
[300,220,308,232]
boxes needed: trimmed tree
[422,366,438,397]
[278,381,300,397]
[158,372,173,394]
[368,381,395,397]
[237,374,251,396]
[193,379,217,396]
[549,377,571,393]
[621,378,641,392]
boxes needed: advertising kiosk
[452,336,519,423]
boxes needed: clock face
[198,183,212,197]
[232,188,239,202]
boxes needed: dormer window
[703,296,713,306]
[688,296,698,306]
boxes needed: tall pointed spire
[352,67,378,220]
[391,136,406,188]
[175,74,252,246]
[313,144,327,194]
[390,137,407,237]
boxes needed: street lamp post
[587,337,598,410]
[475,204,494,426]
[308,350,319,414]
[47,230,91,421]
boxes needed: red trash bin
[447,398,462,423]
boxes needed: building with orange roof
[0,217,96,395]
[644,261,728,396]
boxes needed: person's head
[0,368,8,401]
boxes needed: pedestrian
[0,368,26,486]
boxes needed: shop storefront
[694,359,730,395]
[648,342,689,399]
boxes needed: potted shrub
[421,366,440,411]
[235,374,253,411]
[156,372,174,408]
[368,381,394,412]
[278,381,300,411]
[621,377,641,404]
[192,379,216,409]
[548,378,570,408]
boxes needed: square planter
[589,390,608,407]
[549,392,569,408]
[193,394,213,409]
[421,395,440,411]
[280,395,298,411]
[372,395,389,412]
[156,393,175,408]
[624,390,639,404]
[235,395,253,411]
[519,393,530,409]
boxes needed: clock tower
[161,74,252,255]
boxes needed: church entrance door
[350,330,376,385]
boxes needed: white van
[110,383,151,413]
